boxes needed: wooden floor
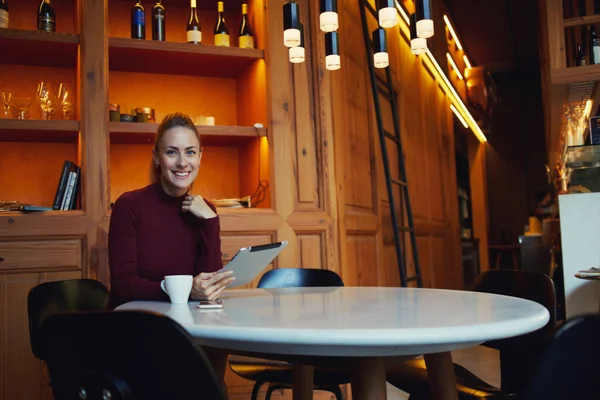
[253,346,500,400]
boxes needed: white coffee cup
[160,275,193,304]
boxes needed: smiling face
[153,126,202,197]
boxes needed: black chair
[387,269,557,399]
[27,278,110,360]
[40,310,227,400]
[524,314,600,400]
[228,268,347,400]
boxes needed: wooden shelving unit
[0,119,80,142]
[0,28,79,68]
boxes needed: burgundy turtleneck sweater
[108,182,222,308]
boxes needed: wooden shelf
[564,14,600,27]
[0,119,80,142]
[108,37,264,78]
[551,64,600,85]
[0,28,79,68]
[109,0,247,11]
[109,122,266,146]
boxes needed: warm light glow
[395,0,410,24]
[450,104,468,128]
[391,2,486,142]
[320,11,338,32]
[411,37,427,55]
[284,28,300,47]
[446,53,463,80]
[379,6,398,28]
[416,19,434,39]
[289,46,305,63]
[443,15,463,51]
[326,54,341,70]
[463,55,472,69]
[374,52,389,68]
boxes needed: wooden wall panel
[298,234,324,269]
[345,235,379,287]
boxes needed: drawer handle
[0,256,4,262]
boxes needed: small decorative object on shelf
[37,0,55,32]
[152,0,165,41]
[214,1,230,47]
[238,3,254,49]
[0,0,8,28]
[131,1,145,40]
[187,0,201,44]
[576,43,586,66]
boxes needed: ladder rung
[406,276,419,283]
[384,130,400,144]
[397,226,414,233]
[392,178,407,187]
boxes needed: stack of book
[52,160,81,210]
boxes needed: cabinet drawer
[220,234,273,262]
[0,239,82,271]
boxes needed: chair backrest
[40,310,226,400]
[257,268,344,288]
[524,314,600,400]
[469,269,557,393]
[27,278,110,360]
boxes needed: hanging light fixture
[372,27,389,68]
[377,0,398,28]
[320,0,338,32]
[283,0,301,47]
[415,0,434,38]
[325,31,340,70]
[289,23,305,63]
[410,13,427,55]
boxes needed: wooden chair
[40,310,227,400]
[386,269,557,399]
[228,268,347,400]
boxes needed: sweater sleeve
[195,200,223,274]
[108,192,167,305]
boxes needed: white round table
[118,286,549,400]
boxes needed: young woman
[108,112,235,308]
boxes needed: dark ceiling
[444,0,542,74]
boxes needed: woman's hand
[191,270,235,300]
[182,194,218,219]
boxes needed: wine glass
[12,97,32,119]
[57,83,74,120]
[0,91,11,118]
[36,82,57,120]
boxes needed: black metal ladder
[358,0,422,288]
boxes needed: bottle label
[594,45,600,65]
[0,9,8,28]
[239,36,254,49]
[187,30,202,43]
[214,33,230,47]
[133,9,145,26]
[39,16,55,32]
[190,0,197,7]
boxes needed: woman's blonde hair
[150,113,201,183]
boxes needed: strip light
[443,15,463,51]
[450,104,468,128]
[463,55,472,69]
[392,1,487,143]
[446,53,463,80]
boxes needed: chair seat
[387,359,516,400]
[228,356,350,387]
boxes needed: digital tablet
[221,241,288,287]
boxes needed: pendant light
[283,0,301,47]
[325,31,340,70]
[289,23,305,63]
[372,27,389,68]
[410,13,427,55]
[415,0,434,38]
[377,0,398,28]
[320,0,338,32]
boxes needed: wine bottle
[238,3,254,49]
[590,26,600,65]
[187,0,202,44]
[37,0,55,32]
[131,1,145,40]
[214,1,230,47]
[152,0,165,41]
[576,43,586,66]
[0,0,8,29]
